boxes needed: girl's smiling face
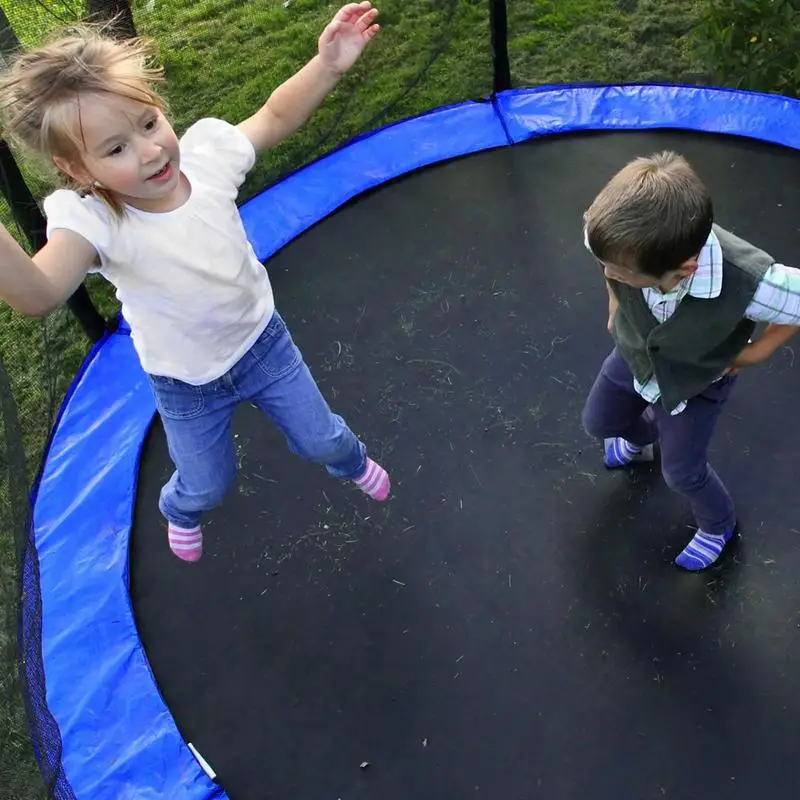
[54,92,186,212]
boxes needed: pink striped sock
[354,458,390,501]
[168,523,203,562]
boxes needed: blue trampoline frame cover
[24,84,800,799]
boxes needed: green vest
[609,224,773,412]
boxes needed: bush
[693,0,800,96]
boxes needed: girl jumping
[0,3,389,562]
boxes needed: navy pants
[581,348,737,535]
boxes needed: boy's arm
[237,2,379,155]
[0,223,95,316]
[732,323,798,368]
[733,263,800,368]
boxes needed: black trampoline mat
[131,130,800,799]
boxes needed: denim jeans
[148,310,367,528]
[581,348,737,535]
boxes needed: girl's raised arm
[237,3,379,155]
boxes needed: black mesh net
[2,1,799,797]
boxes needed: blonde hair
[585,151,714,278]
[0,23,167,217]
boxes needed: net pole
[489,0,511,93]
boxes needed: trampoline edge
[25,82,800,798]
[27,318,228,799]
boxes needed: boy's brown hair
[584,151,714,278]
[0,22,166,217]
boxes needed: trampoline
[23,85,800,799]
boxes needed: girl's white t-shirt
[43,117,275,385]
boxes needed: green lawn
[0,0,766,795]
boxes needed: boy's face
[583,221,701,292]
[598,256,698,291]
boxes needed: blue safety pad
[30,83,800,798]
[31,321,228,800]
[495,84,800,148]
[239,100,509,262]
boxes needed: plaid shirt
[589,228,800,414]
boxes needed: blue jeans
[581,348,737,535]
[148,311,367,528]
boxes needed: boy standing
[582,151,800,570]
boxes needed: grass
[0,0,768,795]
[137,0,494,196]
[508,0,704,86]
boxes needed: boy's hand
[606,281,618,333]
[319,2,380,75]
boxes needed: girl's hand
[318,2,380,75]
